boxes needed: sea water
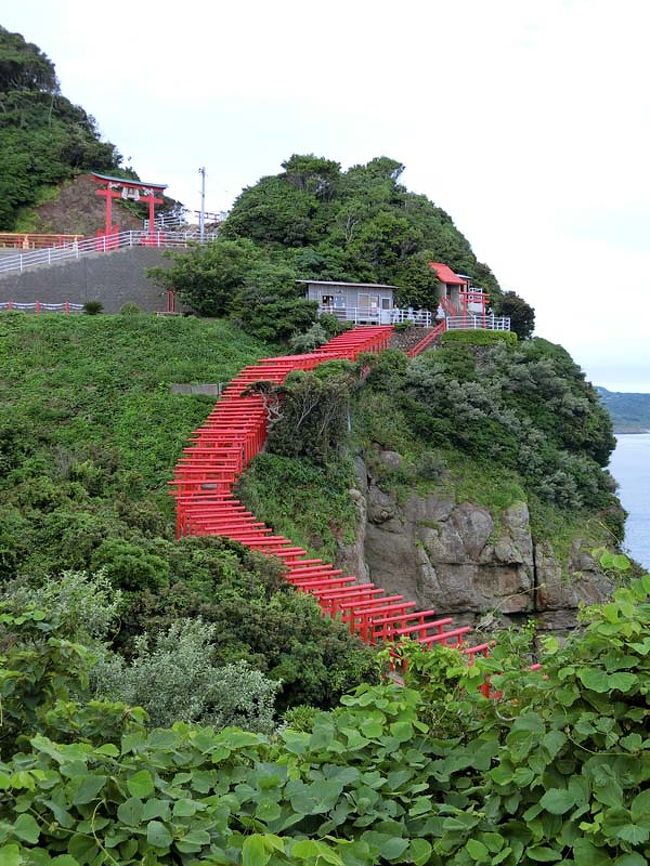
[609,433,650,570]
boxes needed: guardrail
[446,314,511,331]
[318,305,434,326]
[407,320,447,357]
[0,232,84,251]
[0,230,219,278]
[0,301,84,313]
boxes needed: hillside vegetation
[240,336,623,576]
[0,314,376,712]
[0,26,121,230]
[151,154,511,340]
[0,564,648,864]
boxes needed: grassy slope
[0,313,271,525]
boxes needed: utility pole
[198,166,206,242]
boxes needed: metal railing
[0,232,85,251]
[143,209,229,231]
[446,314,511,331]
[318,305,433,326]
[0,230,219,277]
[0,301,84,313]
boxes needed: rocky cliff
[335,451,614,633]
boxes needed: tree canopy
[219,153,501,308]
[154,154,504,330]
[0,26,121,230]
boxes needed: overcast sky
[4,0,650,391]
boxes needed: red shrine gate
[90,172,167,248]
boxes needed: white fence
[0,301,84,313]
[318,305,433,326]
[0,230,219,278]
[446,314,511,331]
[144,210,229,231]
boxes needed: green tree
[494,290,536,339]
[150,238,263,316]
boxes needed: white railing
[388,308,433,327]
[143,209,229,231]
[0,230,219,277]
[446,314,511,331]
[318,305,433,326]
[0,301,84,313]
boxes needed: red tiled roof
[430,262,467,285]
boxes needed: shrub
[119,301,143,315]
[91,538,170,592]
[441,329,517,346]
[1,569,122,642]
[317,312,346,337]
[92,618,280,732]
[416,449,448,480]
[493,289,535,339]
[82,300,103,315]
[289,322,328,353]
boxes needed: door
[380,296,392,324]
[358,293,379,322]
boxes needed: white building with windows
[299,280,433,326]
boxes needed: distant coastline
[597,387,650,434]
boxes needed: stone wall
[0,247,173,313]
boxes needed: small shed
[299,280,398,324]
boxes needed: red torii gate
[90,172,167,246]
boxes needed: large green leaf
[540,788,576,815]
[127,769,154,799]
[146,820,173,849]
[13,812,40,843]
[242,834,271,866]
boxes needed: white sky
[4,0,650,391]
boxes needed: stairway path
[170,326,487,663]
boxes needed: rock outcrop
[335,451,613,632]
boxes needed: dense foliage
[0,569,647,864]
[376,338,619,515]
[0,27,121,229]
[0,314,376,712]
[237,339,623,573]
[493,292,536,340]
[150,154,505,333]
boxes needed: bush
[441,329,517,346]
[119,302,143,315]
[82,300,103,315]
[416,449,448,480]
[317,312,346,337]
[493,289,535,339]
[91,538,170,592]
[93,618,280,732]
[289,322,328,353]
[1,569,122,642]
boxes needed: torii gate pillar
[90,173,167,246]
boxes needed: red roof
[430,262,467,285]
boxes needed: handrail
[318,304,433,327]
[446,314,510,331]
[0,300,83,313]
[440,296,458,317]
[0,230,219,277]
[0,232,84,250]
[407,320,447,357]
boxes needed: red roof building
[430,262,467,286]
